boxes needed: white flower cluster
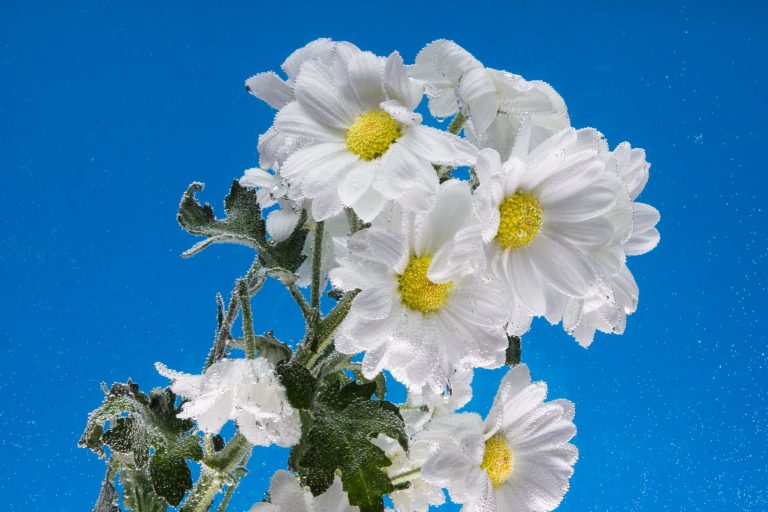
[156,39,658,512]
[245,38,659,391]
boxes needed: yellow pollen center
[398,256,452,314]
[346,110,401,160]
[481,435,514,487]
[496,192,543,249]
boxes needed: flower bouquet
[81,39,660,512]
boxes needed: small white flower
[411,40,568,137]
[250,470,359,512]
[272,44,477,222]
[330,180,508,392]
[421,364,577,512]
[372,434,445,512]
[474,124,624,319]
[155,358,300,447]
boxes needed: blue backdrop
[2,1,766,510]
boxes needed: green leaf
[505,334,521,366]
[81,381,202,507]
[277,361,317,410]
[178,181,265,254]
[297,380,407,512]
[149,443,195,507]
[122,468,167,512]
[177,181,309,273]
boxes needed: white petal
[625,227,660,256]
[414,180,473,255]
[527,233,597,297]
[245,72,294,109]
[545,216,614,252]
[459,67,498,135]
[384,51,422,110]
[294,60,356,129]
[632,202,660,234]
[337,161,377,206]
[281,142,349,189]
[350,184,386,222]
[266,209,302,242]
[310,186,343,221]
[347,50,386,110]
[275,101,343,142]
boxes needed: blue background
[2,1,766,510]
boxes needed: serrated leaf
[178,181,265,249]
[277,361,316,410]
[177,181,309,273]
[297,380,407,512]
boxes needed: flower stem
[390,467,421,486]
[181,433,253,512]
[447,111,467,134]
[307,290,360,369]
[310,221,325,310]
[238,280,257,359]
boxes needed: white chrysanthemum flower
[421,364,577,512]
[273,45,477,222]
[250,470,359,512]
[474,125,624,318]
[411,40,569,137]
[155,358,300,447]
[372,433,445,512]
[561,141,660,346]
[371,369,475,511]
[329,180,508,391]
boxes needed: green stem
[238,280,256,359]
[390,467,421,486]
[447,111,467,134]
[286,281,312,321]
[346,208,363,234]
[181,433,253,512]
[306,290,359,369]
[217,486,235,512]
[310,221,325,310]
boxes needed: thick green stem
[310,221,325,310]
[238,280,256,359]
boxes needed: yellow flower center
[496,192,543,249]
[480,435,514,487]
[398,256,452,314]
[346,110,401,160]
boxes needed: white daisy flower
[274,45,477,222]
[411,40,569,137]
[329,180,508,392]
[421,364,577,512]
[474,124,624,318]
[562,141,660,346]
[250,470,358,512]
[155,358,300,447]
